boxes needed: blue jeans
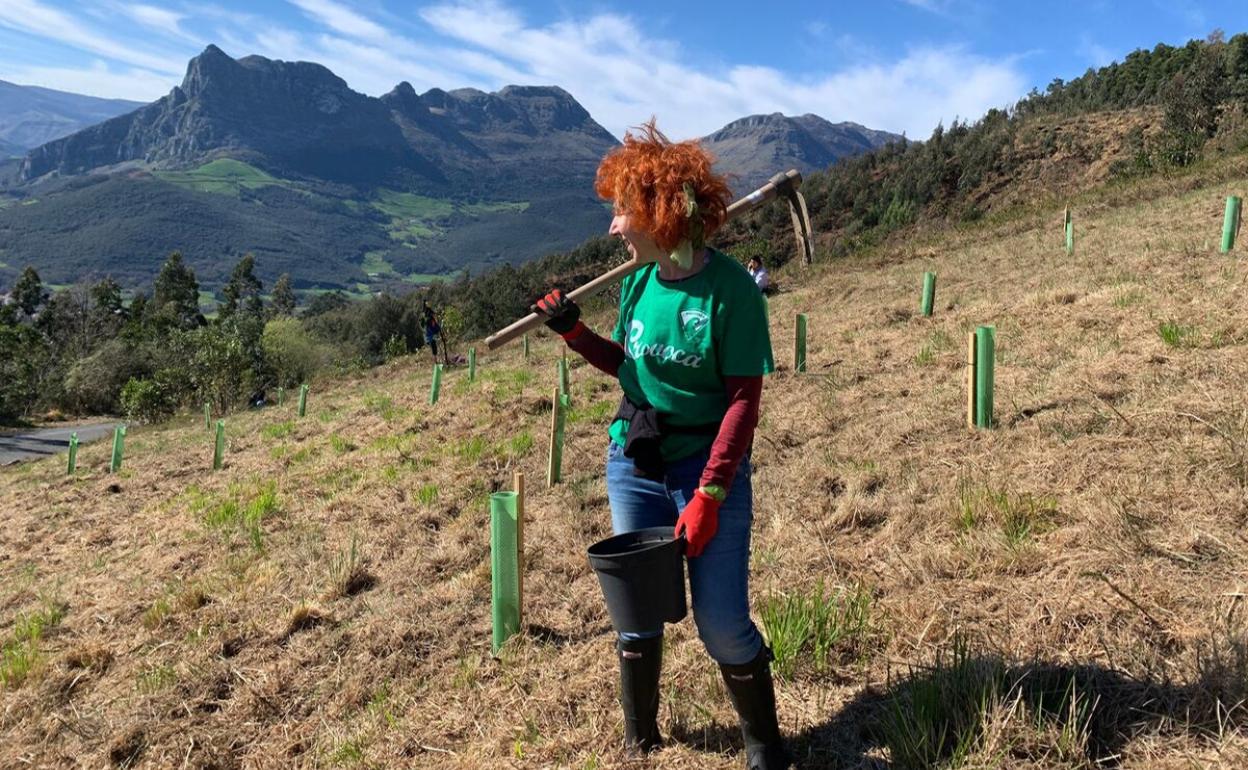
[605,441,764,666]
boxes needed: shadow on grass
[788,639,1248,768]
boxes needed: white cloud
[419,1,1026,139]
[0,59,172,101]
[899,0,949,13]
[1078,36,1115,69]
[0,0,182,74]
[116,3,190,39]
[287,0,393,46]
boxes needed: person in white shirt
[747,257,769,292]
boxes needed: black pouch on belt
[613,395,719,482]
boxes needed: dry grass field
[5,154,1248,769]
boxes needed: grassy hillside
[3,158,1248,769]
[0,160,607,293]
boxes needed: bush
[382,334,408,361]
[61,338,149,415]
[262,318,328,388]
[119,377,174,423]
[172,318,262,410]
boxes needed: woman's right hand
[532,289,581,335]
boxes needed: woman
[533,121,789,770]
[747,256,770,293]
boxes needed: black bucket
[587,527,687,634]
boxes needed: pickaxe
[485,169,814,350]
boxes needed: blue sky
[0,1,1246,140]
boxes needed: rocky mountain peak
[389,81,418,99]
[700,112,902,192]
[181,44,240,92]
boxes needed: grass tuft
[1157,319,1192,347]
[875,640,1097,769]
[416,484,439,505]
[261,420,295,439]
[759,581,876,680]
[329,434,356,454]
[326,533,374,598]
[1,600,68,689]
[135,664,177,694]
[197,481,280,550]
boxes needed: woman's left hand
[675,489,721,557]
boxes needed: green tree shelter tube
[109,425,126,473]
[204,402,211,430]
[298,384,309,417]
[794,314,808,373]
[1221,195,1241,253]
[975,326,995,429]
[468,347,477,382]
[277,387,285,406]
[557,356,570,403]
[490,491,522,655]
[67,432,78,475]
[213,420,225,471]
[429,364,443,405]
[523,333,530,360]
[921,272,936,317]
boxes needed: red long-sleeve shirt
[562,320,761,492]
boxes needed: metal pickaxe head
[766,170,815,265]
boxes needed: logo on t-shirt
[679,310,709,340]
[626,320,704,368]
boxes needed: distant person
[747,256,770,293]
[422,304,441,361]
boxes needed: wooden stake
[513,470,525,620]
[547,387,564,486]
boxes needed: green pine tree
[221,254,264,319]
[152,252,203,330]
[271,273,297,317]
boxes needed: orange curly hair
[594,119,732,252]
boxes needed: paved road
[0,422,121,466]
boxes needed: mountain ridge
[20,44,618,195]
[0,79,144,156]
[700,112,902,192]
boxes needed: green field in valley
[155,159,293,196]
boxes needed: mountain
[701,113,901,193]
[20,45,618,196]
[2,45,618,292]
[0,80,144,155]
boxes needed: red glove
[531,289,581,336]
[675,489,721,557]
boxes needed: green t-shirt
[608,248,774,461]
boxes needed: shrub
[119,377,174,423]
[382,334,408,361]
[263,317,329,388]
[60,338,148,415]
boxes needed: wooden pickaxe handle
[485,169,807,350]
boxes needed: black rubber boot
[618,636,664,754]
[719,647,791,770]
